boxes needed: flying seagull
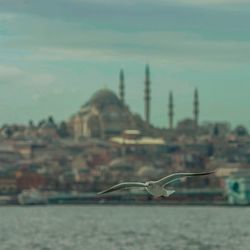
[98,171,215,197]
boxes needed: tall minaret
[168,91,174,130]
[144,64,151,125]
[193,88,199,128]
[119,69,125,105]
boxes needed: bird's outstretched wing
[98,182,146,195]
[156,171,215,187]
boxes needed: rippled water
[1,205,250,250]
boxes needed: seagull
[98,171,215,197]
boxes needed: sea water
[0,205,250,250]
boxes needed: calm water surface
[1,205,250,250]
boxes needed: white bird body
[98,171,215,198]
[145,181,173,197]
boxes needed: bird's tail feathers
[165,190,175,197]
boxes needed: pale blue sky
[0,0,250,128]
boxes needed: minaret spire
[119,69,125,105]
[144,64,151,125]
[168,91,174,130]
[193,88,199,128]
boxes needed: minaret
[144,64,151,125]
[193,88,199,128]
[168,91,174,130]
[119,69,125,105]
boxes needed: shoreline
[0,200,247,207]
[2,189,248,206]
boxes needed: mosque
[69,65,200,140]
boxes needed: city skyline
[0,0,250,128]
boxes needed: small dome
[137,166,156,178]
[84,89,121,108]
[109,158,134,171]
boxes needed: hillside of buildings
[0,87,250,202]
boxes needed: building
[225,169,250,205]
[110,129,165,156]
[0,176,17,194]
[70,89,141,140]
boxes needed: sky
[0,0,250,129]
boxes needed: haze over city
[0,0,250,127]
[2,3,250,250]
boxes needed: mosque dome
[84,89,121,109]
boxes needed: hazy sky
[1,0,250,128]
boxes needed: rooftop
[83,89,122,109]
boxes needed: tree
[48,116,55,125]
[38,119,46,127]
[234,125,248,137]
[57,122,70,138]
[29,120,35,128]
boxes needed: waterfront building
[226,169,250,205]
